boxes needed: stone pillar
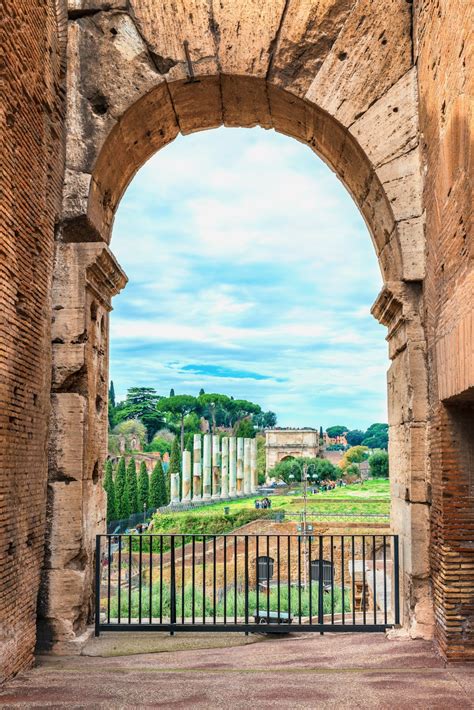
[192,434,202,501]
[250,438,258,492]
[236,437,244,496]
[212,434,221,499]
[229,437,237,498]
[220,437,229,499]
[170,471,180,504]
[202,434,212,500]
[243,438,252,495]
[39,242,127,651]
[182,450,191,501]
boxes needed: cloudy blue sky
[110,127,388,430]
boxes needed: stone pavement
[1,633,473,709]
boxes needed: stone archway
[42,1,434,651]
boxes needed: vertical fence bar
[298,535,302,623]
[383,535,387,624]
[287,536,291,620]
[362,536,366,625]
[244,536,249,626]
[202,535,206,625]
[223,536,227,624]
[138,534,143,624]
[213,536,217,624]
[330,535,334,624]
[351,536,356,625]
[266,536,270,621]
[234,536,237,624]
[256,536,259,618]
[95,536,101,636]
[394,535,400,625]
[182,534,185,625]
[149,535,153,624]
[308,536,312,624]
[192,536,196,625]
[118,535,122,624]
[277,536,281,625]
[372,535,377,625]
[341,536,345,626]
[170,536,176,632]
[107,535,111,625]
[318,536,324,627]
[159,536,163,624]
[128,536,132,624]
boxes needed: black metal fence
[95,533,399,635]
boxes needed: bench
[253,610,293,625]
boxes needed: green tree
[368,451,389,477]
[168,436,181,498]
[326,425,348,438]
[103,459,117,523]
[340,445,369,470]
[272,457,340,483]
[144,434,173,456]
[125,458,139,514]
[234,418,255,438]
[256,435,266,484]
[169,388,175,397]
[150,459,168,508]
[197,393,232,432]
[362,423,389,450]
[113,387,164,442]
[113,418,147,448]
[138,461,149,510]
[109,381,116,408]
[199,388,205,396]
[157,395,198,452]
[346,429,365,446]
[115,457,128,519]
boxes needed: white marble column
[202,434,212,499]
[192,433,202,501]
[170,472,180,504]
[182,450,191,501]
[236,437,244,496]
[220,437,229,499]
[229,436,237,498]
[212,434,221,499]
[250,438,258,493]
[243,438,251,495]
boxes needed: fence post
[95,535,101,636]
[170,536,177,634]
[318,536,324,629]
[393,535,400,625]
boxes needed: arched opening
[48,75,431,649]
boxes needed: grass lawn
[150,480,390,535]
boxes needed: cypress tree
[138,461,149,511]
[115,457,128,519]
[150,459,168,508]
[103,459,117,523]
[126,457,139,514]
[169,388,175,397]
[109,380,116,408]
[168,436,180,500]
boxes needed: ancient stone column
[243,438,252,495]
[202,434,212,499]
[170,472,180,504]
[212,434,221,499]
[192,433,202,501]
[236,437,244,496]
[220,437,229,499]
[229,436,237,498]
[250,438,258,493]
[182,450,191,501]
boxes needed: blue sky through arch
[110,127,387,430]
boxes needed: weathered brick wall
[1,0,66,680]
[415,0,474,659]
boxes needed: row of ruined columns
[170,435,258,504]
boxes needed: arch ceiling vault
[29,0,471,663]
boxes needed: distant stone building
[265,428,320,474]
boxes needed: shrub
[368,451,389,478]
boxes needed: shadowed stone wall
[1,0,67,681]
